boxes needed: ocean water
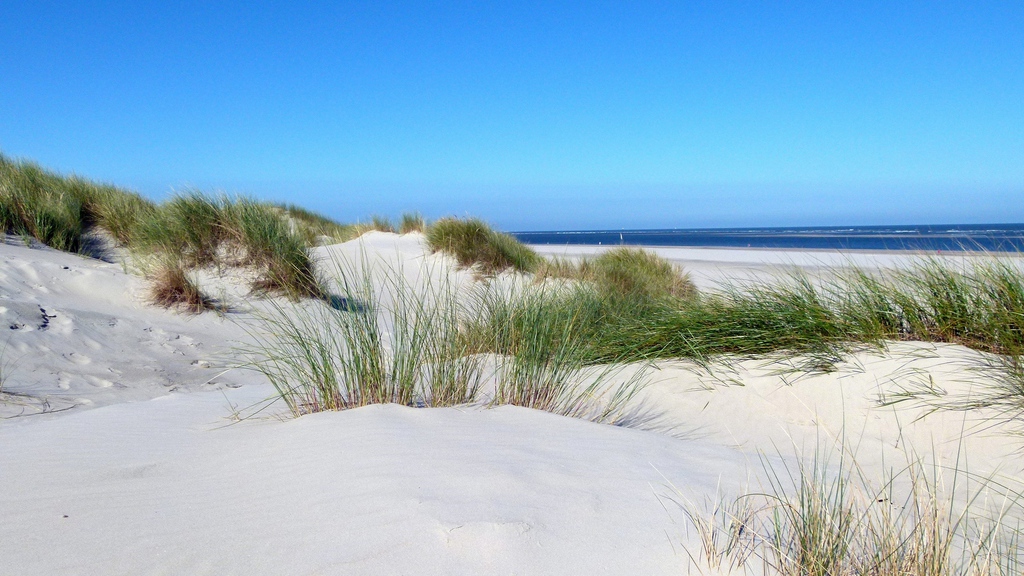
[512,224,1024,252]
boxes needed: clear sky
[2,1,1022,230]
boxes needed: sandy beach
[5,1,1021,571]
[2,232,1021,575]
[531,243,1005,291]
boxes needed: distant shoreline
[526,243,1024,256]
[513,224,1024,253]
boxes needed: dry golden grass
[148,260,217,313]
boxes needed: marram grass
[672,437,1024,575]
[241,259,485,414]
[5,152,1024,407]
[425,217,540,274]
[147,256,218,313]
[133,192,323,300]
[0,153,157,252]
[276,203,358,245]
[399,212,425,234]
[1,155,335,303]
[242,258,646,424]
[369,215,396,233]
[523,258,1024,369]
[468,282,649,423]
[537,246,695,300]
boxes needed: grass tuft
[244,259,644,423]
[370,215,396,233]
[90,187,156,245]
[425,217,540,274]
[536,247,695,300]
[1,156,82,251]
[135,190,227,266]
[2,154,329,307]
[148,258,217,313]
[675,439,1024,575]
[277,203,357,245]
[399,212,426,234]
[470,283,648,423]
[518,259,1024,377]
[242,260,482,414]
[134,192,323,299]
[676,491,757,573]
[0,153,158,252]
[592,247,695,299]
[225,198,323,299]
[534,255,592,282]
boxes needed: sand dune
[2,233,1021,575]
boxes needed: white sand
[2,234,1022,575]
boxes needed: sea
[512,224,1024,253]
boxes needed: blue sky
[2,1,1022,230]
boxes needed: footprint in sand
[93,463,159,482]
[85,376,115,388]
[65,352,92,365]
[80,337,103,351]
